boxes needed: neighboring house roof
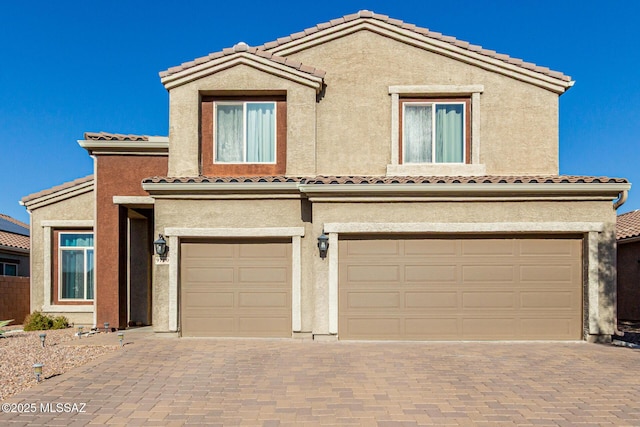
[0,214,29,251]
[160,10,572,93]
[143,175,627,185]
[0,215,28,236]
[0,231,30,251]
[21,175,94,210]
[617,210,640,241]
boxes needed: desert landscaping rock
[0,328,117,400]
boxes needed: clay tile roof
[142,176,306,184]
[302,175,628,185]
[617,210,640,240]
[252,10,572,82]
[142,174,628,186]
[159,42,327,80]
[84,132,150,142]
[0,230,29,251]
[21,175,94,204]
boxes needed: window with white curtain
[215,101,276,163]
[402,100,466,164]
[59,232,94,300]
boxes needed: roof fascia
[78,139,169,156]
[0,245,29,255]
[141,181,629,201]
[618,235,640,244]
[142,181,302,196]
[267,20,573,94]
[298,182,630,198]
[21,181,94,211]
[160,53,324,92]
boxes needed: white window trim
[163,227,305,333]
[388,85,485,176]
[42,221,95,314]
[58,232,94,302]
[213,101,278,165]
[402,100,467,164]
[323,221,603,337]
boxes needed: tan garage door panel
[181,241,292,337]
[339,238,582,340]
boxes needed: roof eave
[78,139,169,156]
[142,181,302,196]
[21,180,94,211]
[298,182,630,197]
[160,53,324,92]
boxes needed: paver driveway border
[2,331,640,426]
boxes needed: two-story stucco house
[21,11,630,342]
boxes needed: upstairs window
[201,96,286,176]
[215,101,276,163]
[400,98,470,164]
[59,233,94,300]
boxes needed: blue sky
[1,1,639,224]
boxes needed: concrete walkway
[2,332,640,426]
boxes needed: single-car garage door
[339,237,582,340]
[181,240,292,337]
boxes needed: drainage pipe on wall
[612,189,629,337]
[613,189,628,210]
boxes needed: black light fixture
[154,234,168,258]
[317,232,329,259]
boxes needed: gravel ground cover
[0,327,117,400]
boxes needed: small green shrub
[23,311,69,331]
[51,316,69,330]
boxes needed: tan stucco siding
[152,198,314,332]
[28,191,95,324]
[314,200,614,225]
[168,64,318,177]
[286,30,560,175]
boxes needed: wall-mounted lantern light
[154,234,168,259]
[33,363,44,382]
[39,333,46,348]
[317,232,329,259]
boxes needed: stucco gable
[160,42,325,91]
[261,10,573,94]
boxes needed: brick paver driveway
[2,333,640,426]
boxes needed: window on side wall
[1,262,18,276]
[201,96,287,176]
[58,232,94,301]
[400,98,470,164]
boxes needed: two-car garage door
[181,240,292,337]
[339,237,583,340]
